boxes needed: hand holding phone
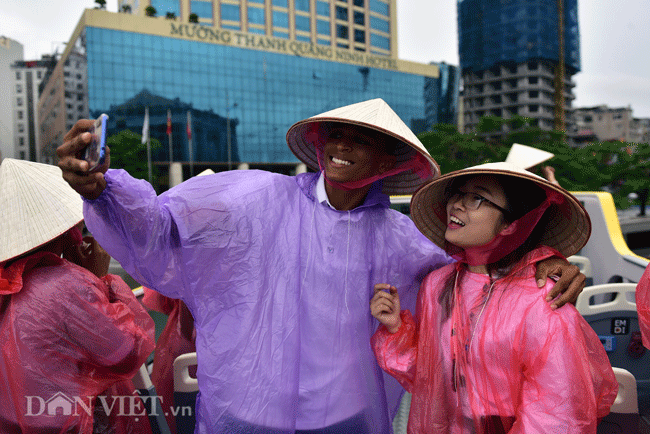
[84,114,108,172]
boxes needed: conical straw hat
[286,98,440,195]
[410,162,590,259]
[505,143,554,169]
[0,159,84,263]
[197,168,215,176]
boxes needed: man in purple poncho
[57,99,584,433]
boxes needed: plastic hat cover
[286,98,440,195]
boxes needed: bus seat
[132,363,172,434]
[392,391,411,434]
[173,352,198,434]
[568,254,594,286]
[597,367,640,434]
[576,284,649,416]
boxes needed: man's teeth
[450,216,465,226]
[332,157,352,166]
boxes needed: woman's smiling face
[445,175,511,248]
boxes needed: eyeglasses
[448,189,510,217]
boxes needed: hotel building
[38,3,457,179]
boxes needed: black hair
[438,174,551,319]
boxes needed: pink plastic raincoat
[637,263,650,349]
[0,251,156,433]
[372,246,617,434]
[82,169,451,433]
[142,288,196,433]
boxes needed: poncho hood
[0,251,63,294]
[295,171,391,210]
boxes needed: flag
[167,109,172,135]
[141,107,149,144]
[186,111,192,141]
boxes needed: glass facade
[248,6,265,25]
[316,1,330,17]
[458,0,580,73]
[370,33,389,50]
[294,0,309,12]
[317,19,330,35]
[151,0,180,15]
[369,0,389,16]
[221,3,240,21]
[273,11,289,28]
[295,15,310,32]
[191,1,213,19]
[370,16,389,33]
[83,27,437,166]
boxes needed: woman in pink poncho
[371,162,617,433]
[0,159,155,434]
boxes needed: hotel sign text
[170,23,398,70]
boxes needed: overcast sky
[2,0,649,117]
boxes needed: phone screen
[85,114,108,172]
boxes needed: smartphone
[84,113,108,172]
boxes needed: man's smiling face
[321,124,395,184]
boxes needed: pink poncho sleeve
[637,263,650,349]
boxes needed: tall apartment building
[10,56,56,161]
[458,0,580,134]
[38,49,89,163]
[39,6,458,180]
[120,0,397,56]
[0,36,24,161]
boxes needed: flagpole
[167,109,173,179]
[168,109,173,163]
[187,110,193,176]
[142,107,152,184]
[144,107,153,184]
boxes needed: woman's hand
[370,284,402,333]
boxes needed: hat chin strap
[446,190,565,266]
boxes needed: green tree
[189,13,199,23]
[419,122,503,175]
[94,0,107,9]
[418,117,650,209]
[106,130,161,183]
[166,11,177,19]
[120,4,132,13]
[145,6,157,16]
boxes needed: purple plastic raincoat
[83,169,451,433]
[372,247,617,434]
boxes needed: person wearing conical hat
[57,100,584,433]
[0,158,156,434]
[371,162,617,433]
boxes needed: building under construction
[458,0,580,134]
